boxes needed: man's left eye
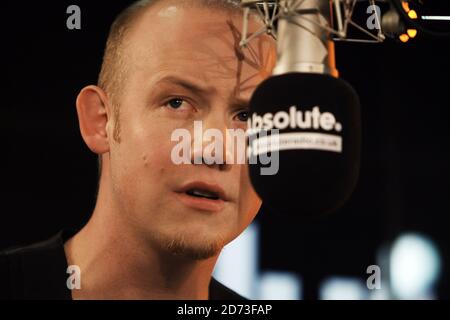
[235,110,249,122]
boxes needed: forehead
[125,3,277,96]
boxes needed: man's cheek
[142,141,177,172]
[237,166,261,209]
[241,178,262,211]
[241,165,258,195]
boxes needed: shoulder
[209,278,248,300]
[0,241,43,299]
[0,232,71,300]
[0,251,11,299]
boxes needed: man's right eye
[165,98,186,109]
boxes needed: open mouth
[177,181,228,202]
[175,182,227,212]
[185,188,220,201]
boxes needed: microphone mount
[239,0,388,52]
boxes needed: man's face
[107,3,276,259]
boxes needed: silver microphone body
[273,0,338,77]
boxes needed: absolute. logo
[247,106,343,154]
[248,106,342,132]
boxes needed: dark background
[2,1,449,299]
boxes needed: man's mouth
[175,181,229,212]
[185,189,220,200]
[178,181,228,201]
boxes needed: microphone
[243,0,361,216]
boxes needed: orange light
[408,10,418,19]
[407,29,417,38]
[399,34,410,42]
[402,1,410,12]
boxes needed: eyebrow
[154,75,252,109]
[153,75,216,97]
[229,95,250,110]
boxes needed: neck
[64,159,218,300]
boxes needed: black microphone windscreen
[247,73,361,217]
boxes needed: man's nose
[190,119,233,172]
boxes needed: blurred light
[399,34,410,42]
[213,223,259,299]
[259,272,302,300]
[390,233,442,299]
[320,277,368,300]
[401,1,410,13]
[407,29,417,38]
[371,244,393,300]
[408,10,418,20]
[421,16,450,21]
[369,282,390,300]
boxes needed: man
[0,0,276,299]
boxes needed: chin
[166,234,225,260]
[168,240,222,260]
[151,225,230,260]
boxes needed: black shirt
[0,230,245,300]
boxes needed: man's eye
[236,110,249,122]
[166,98,186,109]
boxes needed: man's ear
[76,85,111,154]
